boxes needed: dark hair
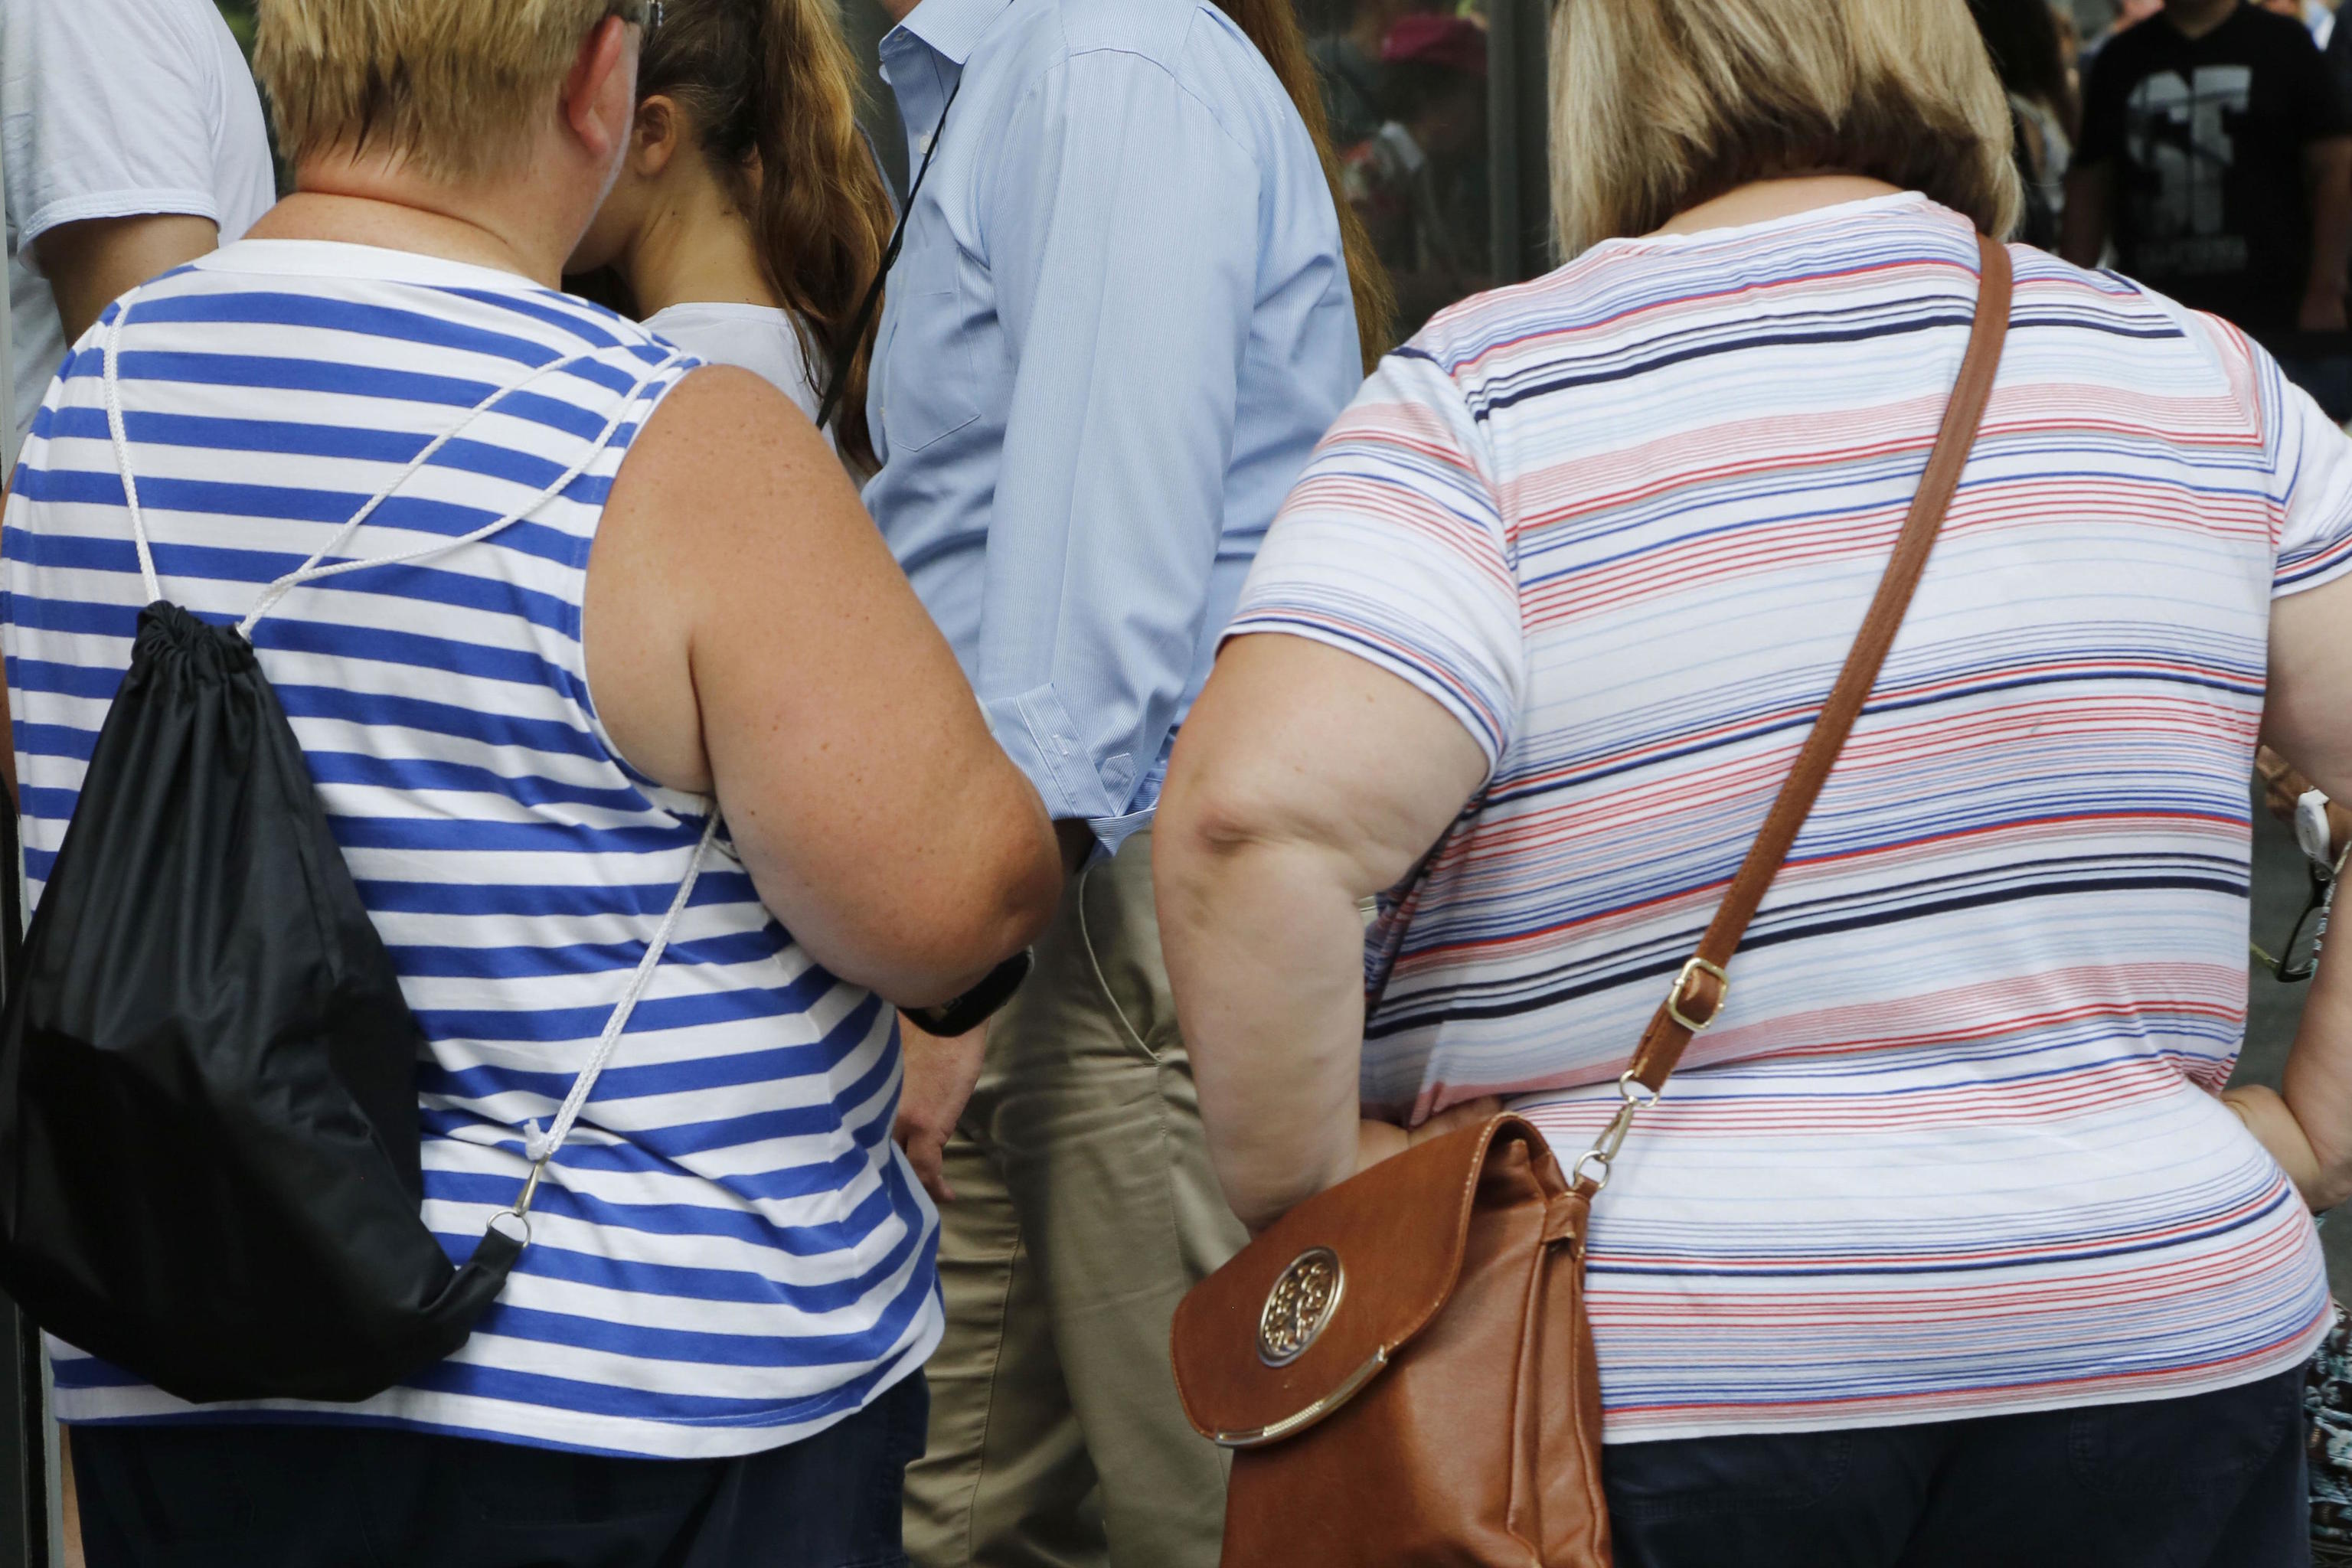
[1967,0,2078,136]
[1209,0,1398,366]
[637,0,896,468]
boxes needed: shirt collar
[888,0,1016,66]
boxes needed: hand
[894,1014,988,1205]
[2256,746,2352,861]
[1354,1096,1508,1175]
[2301,289,2350,333]
[2256,745,2302,820]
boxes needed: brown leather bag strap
[1619,233,2013,1101]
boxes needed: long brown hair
[1212,0,1397,369]
[639,0,897,466]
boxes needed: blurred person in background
[2055,1,2085,92]
[1343,13,1492,333]
[2082,0,2172,64]
[1308,0,1426,151]
[0,0,273,450]
[569,0,897,470]
[2064,0,2352,413]
[2327,5,2352,201]
[5,0,1061,1559]
[855,0,1392,1552]
[1156,0,2352,1560]
[1971,0,2080,246]
[2259,0,2337,42]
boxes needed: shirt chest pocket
[877,224,982,456]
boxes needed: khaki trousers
[903,828,1247,1568]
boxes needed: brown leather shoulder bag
[1170,232,2014,1567]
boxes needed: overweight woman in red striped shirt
[1159,0,2352,1562]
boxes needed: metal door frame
[1488,0,1553,286]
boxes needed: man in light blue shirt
[864,0,1378,1557]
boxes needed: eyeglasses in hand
[2253,790,2344,983]
[2254,862,2336,982]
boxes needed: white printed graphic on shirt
[2125,65,2255,273]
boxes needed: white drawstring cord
[234,348,682,637]
[101,288,683,635]
[104,291,717,1242]
[521,812,722,1178]
[100,296,163,606]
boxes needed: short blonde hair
[255,0,652,179]
[1550,0,2020,257]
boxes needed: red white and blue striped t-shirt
[1228,194,2352,1442]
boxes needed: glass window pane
[1301,0,1497,344]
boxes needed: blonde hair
[255,0,653,179]
[1549,0,2020,258]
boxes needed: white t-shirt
[642,301,825,426]
[2,0,275,443]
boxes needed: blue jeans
[72,1373,929,1568]
[1602,1366,2308,1567]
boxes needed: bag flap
[1171,1114,1555,1447]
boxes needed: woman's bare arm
[586,366,1060,1006]
[2269,574,2352,800]
[2233,572,2352,1207]
[1154,635,1494,1232]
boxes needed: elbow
[974,799,1063,964]
[1153,754,1273,906]
[888,779,1061,1009]
[1225,1174,1316,1239]
[1154,751,1335,952]
[2314,1168,2352,1217]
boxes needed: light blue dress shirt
[864,0,1364,851]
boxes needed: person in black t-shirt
[2065,0,2352,338]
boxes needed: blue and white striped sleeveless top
[2,240,941,1458]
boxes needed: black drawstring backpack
[0,294,714,1404]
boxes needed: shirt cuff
[984,682,1132,834]
[1090,805,1157,859]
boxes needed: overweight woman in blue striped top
[0,1,1060,1563]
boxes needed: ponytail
[640,0,1392,426]
[744,0,894,469]
[638,0,897,469]
[1210,0,1396,371]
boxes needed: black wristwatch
[903,949,1034,1038]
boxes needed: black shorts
[70,1371,929,1568]
[1603,1366,2309,1568]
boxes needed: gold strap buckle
[1665,956,1731,1033]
